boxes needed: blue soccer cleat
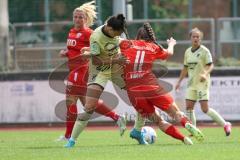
[64,138,76,148]
[130,128,148,145]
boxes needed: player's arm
[59,49,68,57]
[200,63,214,82]
[175,66,188,91]
[163,37,177,56]
[175,50,188,91]
[200,50,214,82]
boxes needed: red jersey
[66,27,92,71]
[120,40,168,96]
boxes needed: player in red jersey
[57,1,126,141]
[120,23,204,144]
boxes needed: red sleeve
[119,40,132,52]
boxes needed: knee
[174,111,184,121]
[186,106,194,111]
[84,99,97,112]
[84,105,96,113]
[98,99,104,105]
[202,108,208,113]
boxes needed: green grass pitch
[0,127,239,160]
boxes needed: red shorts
[128,92,173,116]
[66,66,88,96]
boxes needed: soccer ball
[141,126,157,144]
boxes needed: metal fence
[7,17,240,72]
[217,17,240,59]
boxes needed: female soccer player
[120,23,204,144]
[64,13,129,148]
[175,27,231,136]
[57,1,126,141]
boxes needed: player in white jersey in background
[175,28,231,136]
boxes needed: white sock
[71,112,92,140]
[134,112,146,131]
[71,120,88,141]
[206,108,226,126]
[186,110,196,126]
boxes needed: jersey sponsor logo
[76,33,82,38]
[127,71,145,79]
[188,63,197,69]
[67,39,77,47]
[96,65,111,71]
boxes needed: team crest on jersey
[76,33,82,38]
[104,42,119,56]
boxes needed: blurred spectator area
[6,0,240,72]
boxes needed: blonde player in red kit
[120,23,204,144]
[57,1,126,141]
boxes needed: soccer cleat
[117,114,127,136]
[224,122,232,136]
[56,135,68,142]
[130,128,148,145]
[183,137,193,145]
[185,123,204,142]
[64,138,75,148]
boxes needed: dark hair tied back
[107,14,126,32]
[143,23,156,42]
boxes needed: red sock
[180,116,189,127]
[165,125,184,141]
[95,100,119,121]
[64,104,77,138]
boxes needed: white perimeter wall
[0,77,239,123]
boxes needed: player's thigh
[149,94,174,111]
[111,75,125,89]
[185,99,196,110]
[88,70,110,89]
[85,84,104,112]
[66,74,88,97]
[66,94,78,106]
[129,96,155,116]
[111,69,125,89]
[199,100,209,113]
[186,88,198,101]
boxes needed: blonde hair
[74,1,97,27]
[189,27,204,39]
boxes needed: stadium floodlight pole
[0,0,9,71]
[113,0,126,16]
[44,0,52,70]
[126,0,133,21]
[232,0,238,58]
[143,0,148,19]
[95,0,103,25]
[188,0,193,31]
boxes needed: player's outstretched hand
[167,37,177,46]
[59,49,68,57]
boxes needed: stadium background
[0,0,240,124]
[0,1,240,160]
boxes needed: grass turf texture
[0,127,239,160]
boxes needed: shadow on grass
[24,142,189,150]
